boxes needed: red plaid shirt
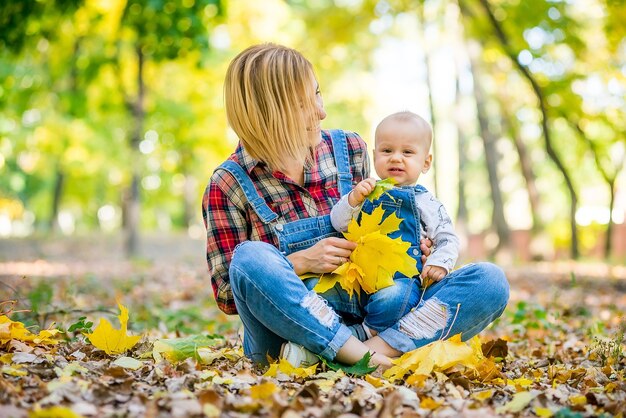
[202,130,370,314]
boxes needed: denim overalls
[359,185,428,277]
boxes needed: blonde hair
[224,44,319,171]
[375,111,433,148]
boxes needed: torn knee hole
[399,298,449,340]
[301,292,337,329]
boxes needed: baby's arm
[416,191,460,282]
[330,178,376,232]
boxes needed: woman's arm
[202,173,248,315]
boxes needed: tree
[110,0,222,256]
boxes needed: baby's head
[373,111,433,186]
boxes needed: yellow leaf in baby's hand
[85,303,141,355]
[328,206,417,296]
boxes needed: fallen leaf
[250,381,277,400]
[0,315,60,347]
[84,302,141,355]
[384,334,479,381]
[263,359,318,378]
[152,334,223,363]
[29,406,84,418]
[495,391,537,414]
[112,356,143,370]
[321,352,378,376]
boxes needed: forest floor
[0,233,625,417]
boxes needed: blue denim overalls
[359,185,428,277]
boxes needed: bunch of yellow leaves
[314,206,418,298]
[85,302,141,355]
[0,315,60,348]
[383,334,482,384]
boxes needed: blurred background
[0,0,624,265]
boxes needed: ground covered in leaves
[1,235,625,417]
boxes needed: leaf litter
[0,250,625,417]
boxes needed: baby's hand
[348,178,377,207]
[420,265,447,284]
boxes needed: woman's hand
[287,237,357,275]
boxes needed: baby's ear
[422,154,433,173]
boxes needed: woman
[202,43,509,368]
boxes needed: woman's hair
[224,44,319,171]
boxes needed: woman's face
[308,79,327,143]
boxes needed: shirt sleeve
[330,194,362,232]
[202,170,247,315]
[415,191,460,273]
[345,131,370,183]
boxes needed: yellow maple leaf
[250,381,278,400]
[319,206,417,297]
[29,406,84,418]
[0,315,60,347]
[85,302,141,355]
[384,334,480,382]
[263,358,318,378]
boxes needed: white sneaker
[280,341,319,367]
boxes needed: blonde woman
[202,44,509,368]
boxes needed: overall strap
[328,129,353,197]
[217,160,278,223]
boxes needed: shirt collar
[234,142,265,174]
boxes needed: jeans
[229,240,509,364]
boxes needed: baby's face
[373,119,432,186]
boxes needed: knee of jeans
[229,241,283,289]
[366,279,417,328]
[230,241,278,272]
[369,279,414,308]
[483,262,509,305]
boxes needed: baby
[331,111,460,285]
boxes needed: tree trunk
[48,165,65,233]
[124,45,145,257]
[468,49,511,251]
[477,0,579,258]
[454,74,468,229]
[564,114,624,258]
[417,3,439,196]
[606,180,615,256]
[499,99,541,231]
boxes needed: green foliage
[67,316,94,334]
[320,352,378,376]
[0,0,624,260]
[367,178,397,202]
[510,301,552,332]
[27,282,54,316]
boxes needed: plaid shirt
[202,130,370,315]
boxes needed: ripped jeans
[229,241,509,364]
